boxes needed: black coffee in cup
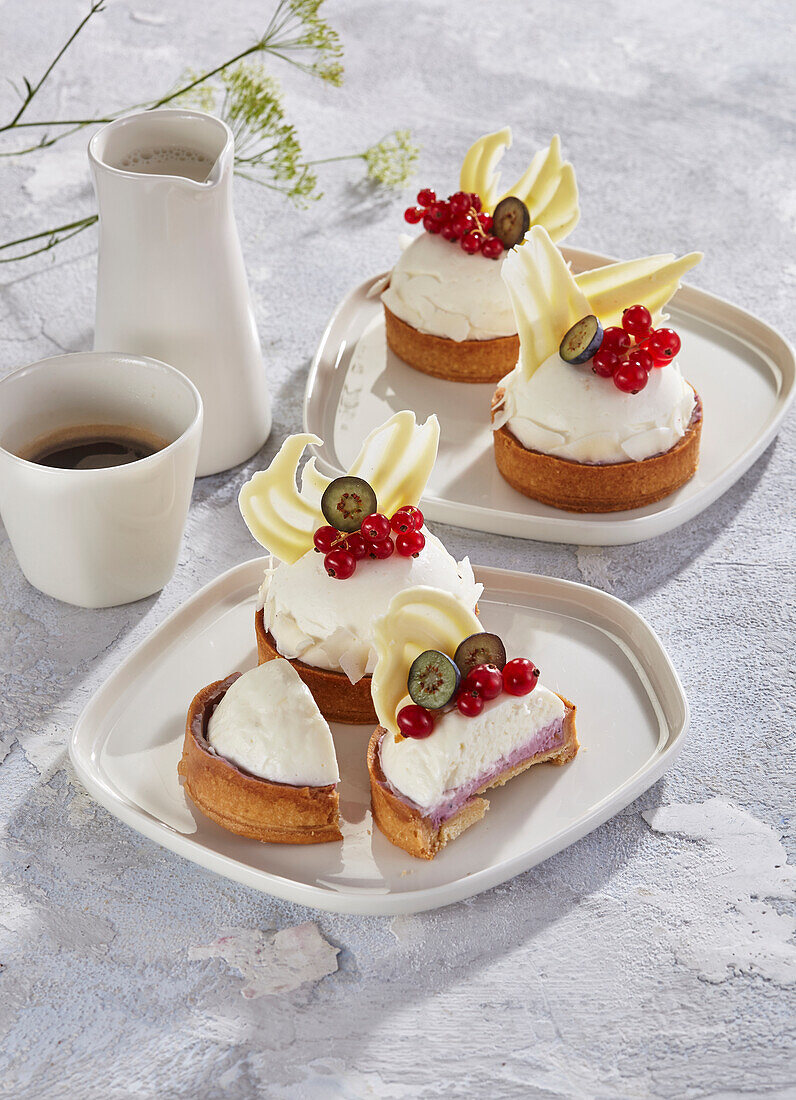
[19,424,169,470]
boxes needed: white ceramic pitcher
[89,109,271,477]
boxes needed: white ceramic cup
[0,352,202,608]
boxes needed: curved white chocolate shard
[503,226,703,380]
[371,585,481,740]
[459,127,513,214]
[239,412,440,564]
[349,411,439,517]
[239,433,326,564]
[499,135,580,243]
[459,130,580,242]
[575,251,703,328]
[503,226,591,383]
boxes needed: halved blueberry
[491,196,531,249]
[407,649,461,710]
[560,315,604,365]
[321,476,377,533]
[453,632,507,678]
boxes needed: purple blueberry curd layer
[380,717,565,828]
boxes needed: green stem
[1,2,106,131]
[306,152,364,165]
[0,215,97,263]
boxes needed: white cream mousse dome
[207,660,338,787]
[497,353,697,465]
[259,532,482,683]
[381,233,515,343]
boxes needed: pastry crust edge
[384,303,519,384]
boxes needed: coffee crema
[114,144,212,182]
[19,424,170,471]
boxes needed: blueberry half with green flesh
[491,196,531,249]
[559,315,603,365]
[321,476,377,533]
[407,650,461,710]
[453,632,507,678]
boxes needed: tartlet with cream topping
[239,412,482,724]
[492,227,703,512]
[381,128,580,384]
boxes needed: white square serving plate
[303,246,795,545]
[70,557,689,916]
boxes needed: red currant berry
[361,513,392,542]
[465,663,503,701]
[613,359,649,394]
[428,201,448,223]
[423,214,442,234]
[397,704,435,739]
[591,347,621,378]
[368,537,395,560]
[441,222,459,241]
[345,532,369,560]
[449,191,470,216]
[479,213,493,233]
[313,526,339,553]
[646,327,681,364]
[461,231,482,254]
[502,658,540,696]
[481,236,505,260]
[324,548,356,580]
[601,326,632,355]
[469,193,483,212]
[404,207,423,225]
[417,189,436,208]
[629,348,654,373]
[451,214,474,238]
[621,304,653,339]
[390,508,415,534]
[396,530,425,557]
[456,689,484,717]
[399,505,424,530]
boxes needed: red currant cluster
[592,305,682,394]
[397,658,540,739]
[314,506,425,581]
[404,188,505,260]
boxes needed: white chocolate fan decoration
[459,128,579,241]
[372,586,481,741]
[502,226,702,381]
[239,411,440,564]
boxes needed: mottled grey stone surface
[1,2,794,1097]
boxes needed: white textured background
[1,2,795,1097]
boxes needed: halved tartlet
[366,586,578,859]
[368,693,578,860]
[179,661,341,844]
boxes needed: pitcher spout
[88,108,233,188]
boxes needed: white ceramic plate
[303,246,795,545]
[70,557,689,916]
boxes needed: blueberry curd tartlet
[179,659,341,844]
[239,412,482,725]
[380,127,580,384]
[367,586,578,859]
[492,226,703,512]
